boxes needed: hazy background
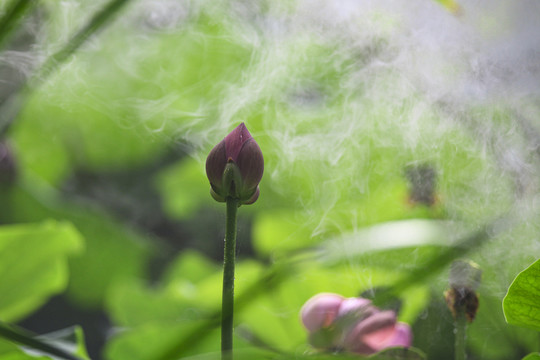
[0,0,539,359]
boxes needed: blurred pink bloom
[300,293,413,355]
[300,293,344,332]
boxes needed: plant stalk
[222,197,238,359]
[454,310,467,360]
[0,322,83,360]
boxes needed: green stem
[455,310,467,360]
[222,197,238,360]
[0,0,36,50]
[0,322,83,360]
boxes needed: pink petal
[300,293,344,332]
[385,322,413,348]
[337,297,372,318]
[343,310,397,354]
[360,321,413,353]
[362,324,398,351]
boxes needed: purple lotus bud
[300,293,344,332]
[205,123,264,205]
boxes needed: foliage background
[0,0,539,359]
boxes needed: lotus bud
[205,123,264,205]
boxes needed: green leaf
[0,183,153,307]
[522,354,540,360]
[320,219,453,264]
[252,211,315,255]
[503,258,540,331]
[369,347,426,360]
[155,158,212,219]
[177,347,426,360]
[0,221,83,321]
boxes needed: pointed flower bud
[205,123,264,205]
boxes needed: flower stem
[454,310,467,360]
[222,197,238,360]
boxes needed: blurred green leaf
[177,346,425,360]
[320,219,453,264]
[0,181,153,307]
[107,251,219,327]
[468,291,538,360]
[32,0,131,85]
[252,210,314,256]
[522,354,540,360]
[105,321,223,360]
[155,158,211,219]
[162,250,220,286]
[369,347,426,359]
[0,221,83,321]
[503,258,540,331]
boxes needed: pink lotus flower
[300,293,412,355]
[205,123,264,205]
[300,293,344,332]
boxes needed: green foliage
[156,158,214,219]
[0,221,83,322]
[503,259,540,331]
[0,183,153,307]
[522,354,540,360]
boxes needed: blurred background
[0,0,539,359]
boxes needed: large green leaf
[320,219,453,265]
[155,158,214,219]
[503,258,540,331]
[0,221,83,322]
[106,251,219,328]
[522,354,540,360]
[0,183,152,307]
